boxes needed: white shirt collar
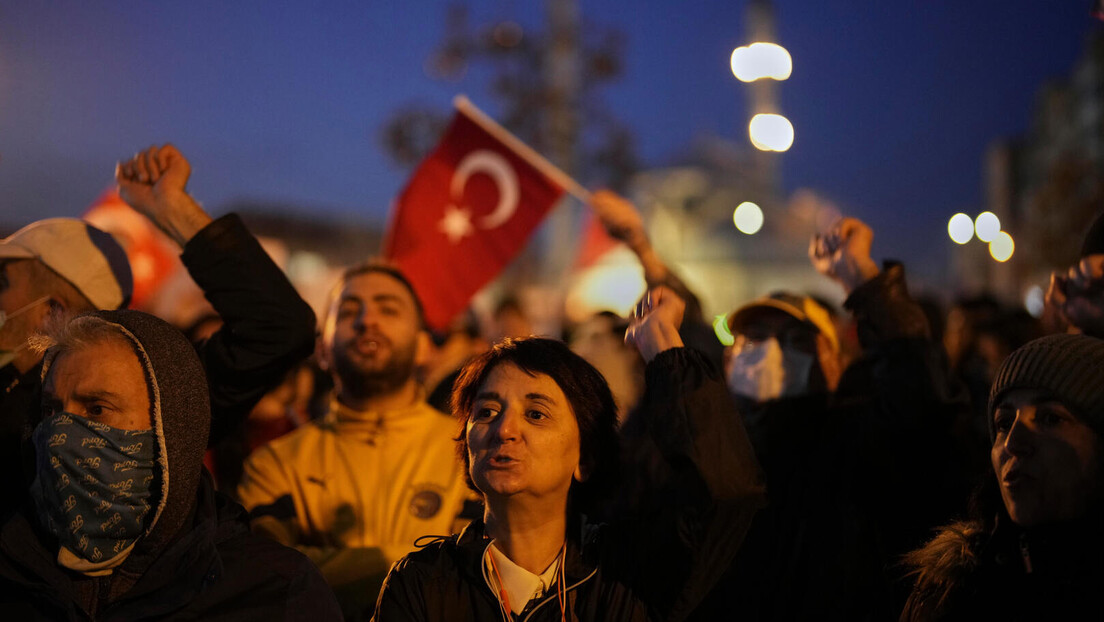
[484,543,562,616]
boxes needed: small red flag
[83,188,182,310]
[384,97,566,330]
[573,210,623,271]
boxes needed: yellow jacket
[237,397,471,559]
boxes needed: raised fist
[809,217,880,295]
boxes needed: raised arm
[590,190,670,287]
[813,217,968,559]
[117,145,317,444]
[1046,255,1104,338]
[809,217,881,297]
[611,287,764,621]
[812,217,929,347]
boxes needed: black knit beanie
[989,333,1104,440]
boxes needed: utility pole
[745,0,781,202]
[540,0,582,280]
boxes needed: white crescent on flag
[450,149,520,229]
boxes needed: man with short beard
[237,264,473,618]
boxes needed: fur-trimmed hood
[899,520,986,622]
[902,522,983,600]
[901,516,1104,622]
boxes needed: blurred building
[568,0,835,323]
[959,30,1104,309]
[234,203,384,318]
[626,137,844,320]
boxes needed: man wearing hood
[0,143,317,518]
[0,310,340,620]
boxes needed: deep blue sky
[0,1,1095,278]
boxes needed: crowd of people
[0,143,1100,621]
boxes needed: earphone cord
[488,552,514,622]
[488,543,568,622]
[556,543,567,622]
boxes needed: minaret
[744,0,782,202]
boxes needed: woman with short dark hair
[372,288,763,622]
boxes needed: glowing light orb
[733,201,764,235]
[975,212,1001,243]
[1024,285,1045,318]
[989,231,1014,262]
[730,42,793,82]
[948,213,974,244]
[749,114,794,152]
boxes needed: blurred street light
[948,213,974,244]
[1024,285,1045,317]
[749,113,793,152]
[989,231,1014,262]
[733,201,764,234]
[975,211,1001,242]
[730,42,792,82]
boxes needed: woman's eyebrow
[526,393,556,404]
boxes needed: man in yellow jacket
[237,263,473,616]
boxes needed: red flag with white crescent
[384,98,565,330]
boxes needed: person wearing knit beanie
[988,333,1104,528]
[901,332,1104,622]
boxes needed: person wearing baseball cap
[692,217,965,621]
[723,291,842,403]
[0,218,133,521]
[0,218,132,370]
[902,333,1104,621]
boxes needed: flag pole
[453,95,592,203]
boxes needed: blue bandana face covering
[30,413,156,574]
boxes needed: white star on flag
[438,204,475,244]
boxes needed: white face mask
[0,296,50,368]
[726,337,815,402]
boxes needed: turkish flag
[384,99,565,330]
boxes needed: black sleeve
[372,559,428,622]
[604,347,765,622]
[837,261,964,422]
[843,261,931,347]
[181,214,317,446]
[837,261,972,554]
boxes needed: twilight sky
[0,1,1096,284]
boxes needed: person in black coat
[372,287,764,621]
[0,309,340,621]
[0,143,317,520]
[901,333,1104,621]
[683,217,969,621]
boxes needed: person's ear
[573,462,591,483]
[318,307,338,373]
